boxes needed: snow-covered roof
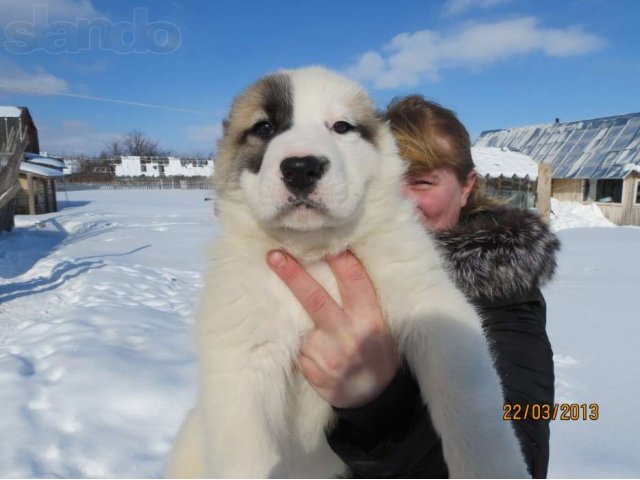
[471,147,538,179]
[623,163,640,175]
[24,153,66,169]
[0,106,23,118]
[475,112,640,179]
[20,162,65,177]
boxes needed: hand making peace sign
[267,250,400,409]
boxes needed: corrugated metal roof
[474,112,640,179]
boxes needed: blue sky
[0,0,638,156]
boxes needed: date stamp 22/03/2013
[503,403,599,421]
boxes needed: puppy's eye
[332,121,356,134]
[252,121,274,138]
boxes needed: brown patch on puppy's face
[214,74,293,197]
[214,67,388,233]
[346,90,383,147]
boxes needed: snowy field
[0,189,638,478]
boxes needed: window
[636,179,640,204]
[596,179,623,203]
[582,179,623,203]
[141,165,147,172]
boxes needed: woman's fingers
[267,249,399,408]
[299,329,356,379]
[267,250,345,330]
[298,353,334,390]
[327,251,382,319]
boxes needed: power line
[0,83,212,115]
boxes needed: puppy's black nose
[280,156,328,196]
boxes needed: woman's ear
[461,169,476,207]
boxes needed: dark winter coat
[326,207,560,478]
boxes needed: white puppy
[166,67,528,478]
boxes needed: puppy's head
[214,66,384,232]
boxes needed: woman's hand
[267,250,399,409]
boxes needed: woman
[266,96,559,478]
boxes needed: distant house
[0,106,39,231]
[16,153,65,215]
[471,146,539,209]
[476,112,640,225]
[115,156,214,177]
[48,155,84,175]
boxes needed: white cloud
[0,60,69,95]
[186,123,223,145]
[61,58,110,75]
[38,119,116,156]
[346,17,607,89]
[0,0,100,25]
[443,0,514,17]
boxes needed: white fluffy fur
[166,67,529,478]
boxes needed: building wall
[1,110,39,154]
[62,159,83,174]
[115,157,143,176]
[619,174,640,226]
[166,158,213,177]
[597,203,640,226]
[0,197,17,232]
[115,156,213,177]
[622,206,640,226]
[554,175,640,226]
[552,179,582,202]
[16,175,57,215]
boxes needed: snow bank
[550,198,616,231]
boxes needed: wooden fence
[57,177,212,191]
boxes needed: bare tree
[122,130,162,156]
[100,131,164,158]
[100,137,125,158]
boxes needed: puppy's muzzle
[280,156,329,197]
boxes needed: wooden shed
[0,106,38,231]
[476,112,640,226]
[15,156,65,215]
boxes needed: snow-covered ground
[0,190,214,477]
[0,190,638,477]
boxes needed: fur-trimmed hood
[432,207,561,303]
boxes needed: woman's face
[402,167,476,231]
